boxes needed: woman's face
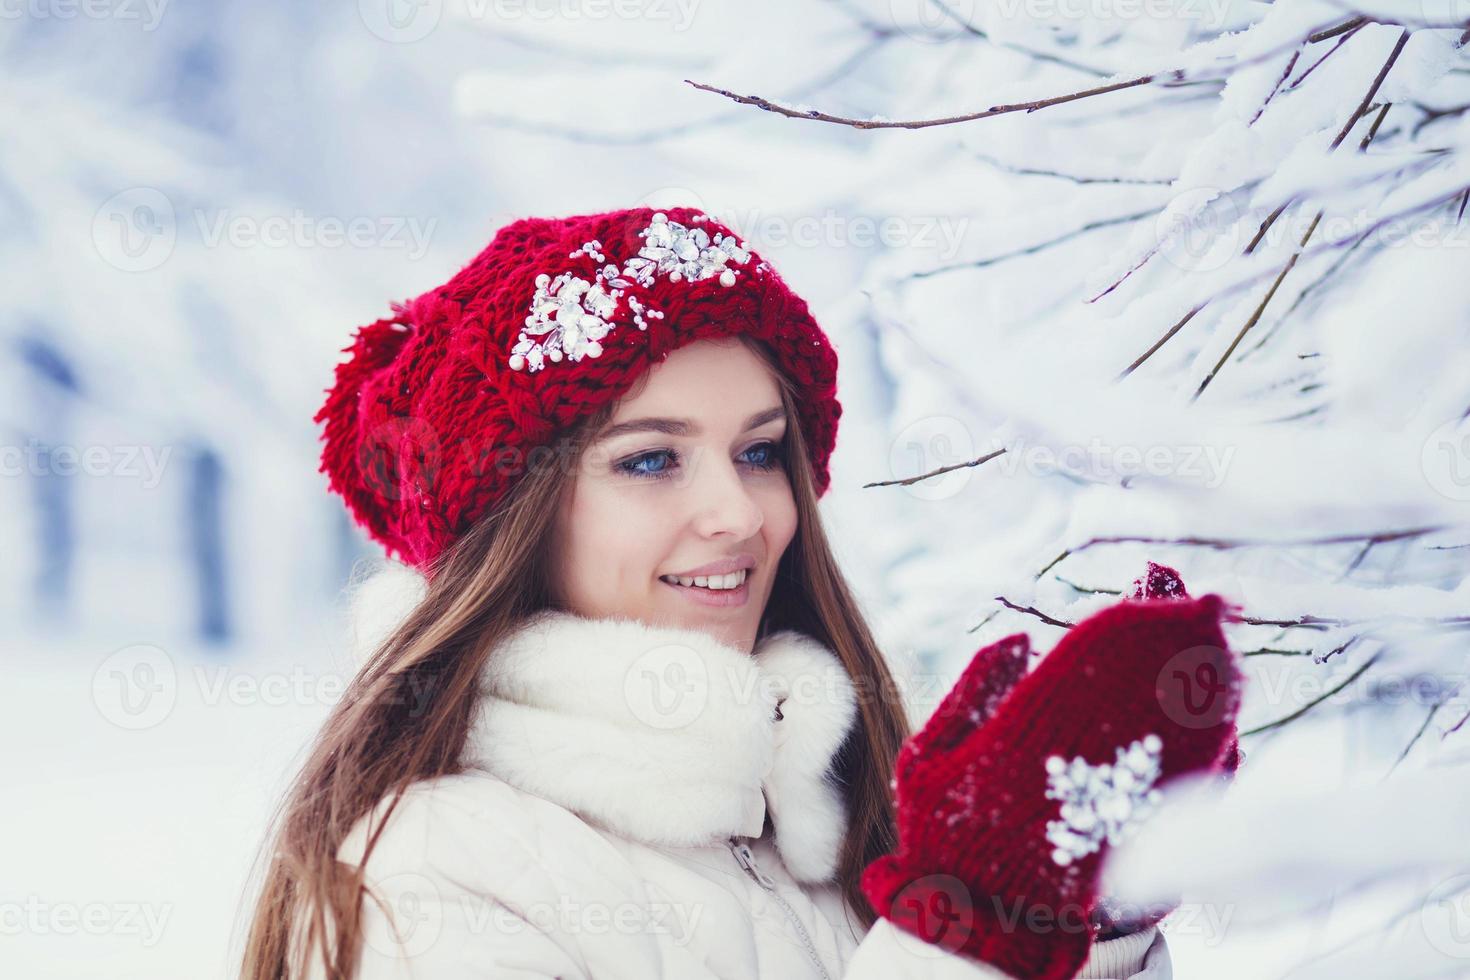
[550,337,798,654]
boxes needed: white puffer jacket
[312,567,1172,980]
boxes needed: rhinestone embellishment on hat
[508,212,753,373]
[619,211,751,288]
[1043,734,1164,867]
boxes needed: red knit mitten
[1126,562,1243,781]
[863,592,1242,980]
[1089,562,1245,938]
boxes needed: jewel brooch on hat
[507,212,756,373]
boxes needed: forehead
[609,339,781,420]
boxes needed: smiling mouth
[658,568,749,591]
[658,569,751,608]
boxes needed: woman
[240,207,1242,979]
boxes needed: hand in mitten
[863,591,1242,980]
[1089,561,1245,939]
[1128,563,1243,781]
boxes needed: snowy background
[4,0,1470,976]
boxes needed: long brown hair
[238,335,911,979]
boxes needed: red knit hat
[315,206,843,571]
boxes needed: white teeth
[662,569,747,590]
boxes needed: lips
[661,553,757,579]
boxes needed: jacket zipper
[728,837,833,980]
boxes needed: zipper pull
[729,838,776,888]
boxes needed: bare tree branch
[1194,32,1408,400]
[973,154,1172,186]
[905,207,1159,280]
[1333,31,1409,151]
[863,448,1007,488]
[1308,16,1367,43]
[994,596,1075,628]
[1241,651,1384,737]
[1252,50,1302,125]
[1117,304,1204,379]
[683,73,1165,130]
[1286,22,1365,93]
[1034,526,1448,578]
[1388,696,1450,774]
[685,15,1367,131]
[1193,210,1323,401]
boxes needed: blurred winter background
[4,0,1469,976]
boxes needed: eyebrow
[595,406,787,443]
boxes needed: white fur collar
[347,563,858,884]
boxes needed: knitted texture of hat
[314,206,842,570]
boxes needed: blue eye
[617,442,785,481]
[620,448,680,479]
[742,442,781,470]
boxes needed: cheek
[758,478,798,551]
[560,481,671,587]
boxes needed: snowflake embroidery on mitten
[1043,734,1164,866]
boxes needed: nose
[686,446,764,541]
